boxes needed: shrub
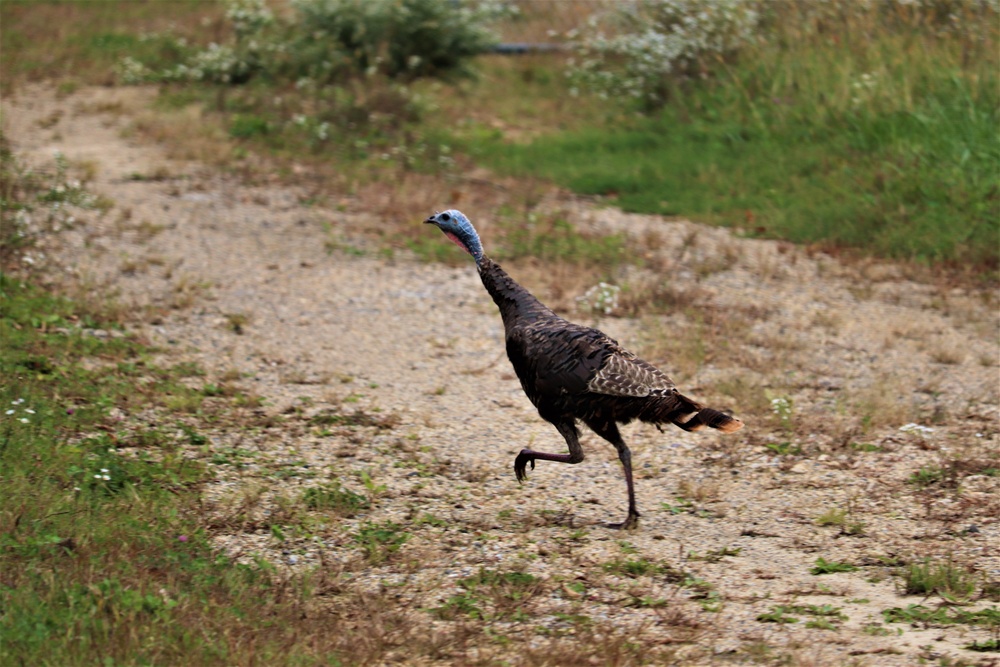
[291,0,504,80]
[569,0,761,109]
[121,0,506,86]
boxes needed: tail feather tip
[716,416,744,433]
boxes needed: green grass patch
[602,557,672,578]
[352,520,410,564]
[757,604,847,627]
[811,557,858,575]
[0,1,215,86]
[901,558,977,601]
[882,604,1000,628]
[301,481,369,517]
[0,275,353,666]
[462,17,998,269]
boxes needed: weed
[814,507,866,536]
[352,521,409,564]
[901,559,977,601]
[965,639,999,652]
[688,547,742,563]
[765,441,800,456]
[908,465,947,487]
[301,481,369,517]
[811,558,858,575]
[882,604,1000,628]
[603,558,671,578]
[757,608,799,624]
[661,497,695,515]
[432,568,541,622]
[758,604,847,627]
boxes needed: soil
[3,84,998,666]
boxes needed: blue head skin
[424,210,484,265]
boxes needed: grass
[7,1,994,273]
[757,604,847,627]
[0,0,219,88]
[458,7,999,270]
[882,604,1000,628]
[0,277,344,665]
[901,558,977,601]
[811,557,858,575]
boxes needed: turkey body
[426,210,743,529]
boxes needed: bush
[291,0,503,80]
[120,0,506,85]
[570,0,761,109]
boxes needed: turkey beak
[424,216,437,225]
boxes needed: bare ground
[4,84,998,666]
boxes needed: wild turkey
[425,210,743,529]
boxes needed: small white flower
[102,475,111,481]
[19,418,29,424]
[94,474,102,479]
[100,468,109,473]
[5,410,13,415]
[24,409,35,414]
[12,398,24,405]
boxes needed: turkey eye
[440,213,451,222]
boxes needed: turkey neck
[477,256,556,327]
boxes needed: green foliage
[0,276,314,665]
[430,569,540,621]
[493,212,627,268]
[471,4,999,268]
[352,520,409,563]
[688,546,741,562]
[901,559,977,601]
[907,465,946,487]
[757,603,847,626]
[882,604,999,628]
[570,0,761,109]
[966,639,999,652]
[602,557,670,578]
[121,0,502,86]
[301,481,369,516]
[814,507,866,536]
[764,442,800,456]
[291,0,502,80]
[811,557,858,575]
[229,114,271,139]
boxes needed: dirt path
[4,84,998,666]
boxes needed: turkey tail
[674,407,744,433]
[639,392,744,433]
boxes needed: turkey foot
[514,450,535,482]
[606,512,640,530]
[514,449,579,483]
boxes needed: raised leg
[514,420,584,482]
[583,418,639,530]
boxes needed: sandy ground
[3,84,998,666]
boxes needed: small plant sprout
[811,558,858,575]
[901,559,977,601]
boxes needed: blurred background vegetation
[3,0,995,270]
